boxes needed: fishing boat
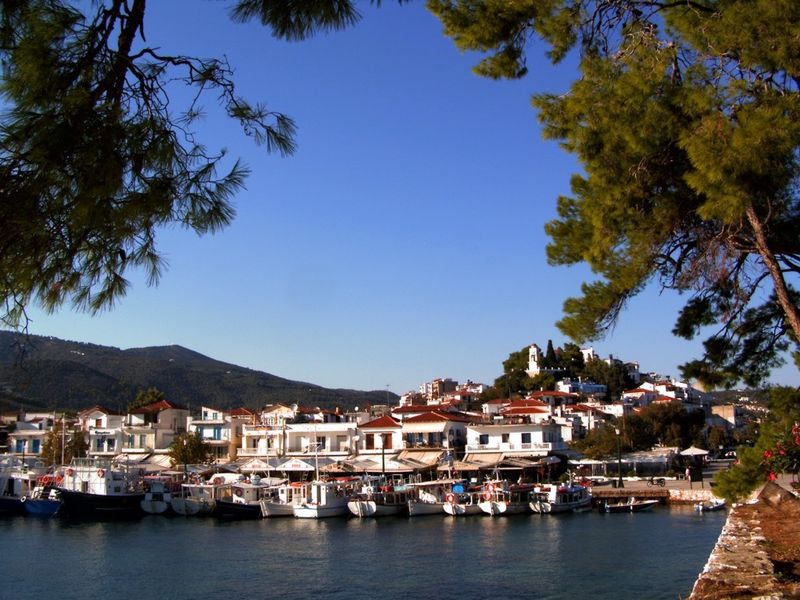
[58,459,144,519]
[602,497,659,513]
[260,481,311,517]
[215,475,283,519]
[443,488,485,517]
[0,457,36,516]
[406,479,463,517]
[529,482,592,514]
[171,476,230,516]
[478,481,535,516]
[347,483,410,518]
[21,475,63,518]
[293,480,350,519]
[694,498,726,512]
[140,479,174,516]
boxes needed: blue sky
[22,1,799,394]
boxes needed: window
[31,440,40,453]
[521,432,531,444]
[96,438,104,451]
[127,434,134,448]
[139,434,147,448]
[15,440,24,453]
[213,427,222,441]
[366,434,375,450]
[479,434,489,445]
[501,433,510,443]
[107,439,115,451]
[316,436,326,450]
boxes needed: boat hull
[22,498,61,517]
[407,500,445,517]
[347,499,407,518]
[530,496,592,514]
[260,501,297,517]
[171,497,214,516]
[215,499,263,519]
[0,496,24,515]
[58,488,144,519]
[443,502,483,517]
[293,504,349,519]
[603,499,659,513]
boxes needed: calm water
[2,507,725,599]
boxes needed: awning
[402,422,448,433]
[238,457,281,472]
[396,449,444,467]
[113,453,151,464]
[274,457,336,472]
[463,452,504,466]
[680,446,709,456]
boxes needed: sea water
[1,507,725,599]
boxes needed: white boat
[293,480,350,519]
[171,476,229,517]
[140,479,175,515]
[478,482,535,516]
[215,475,283,519]
[347,483,410,518]
[406,479,463,517]
[0,456,37,515]
[529,482,592,514]
[260,481,310,517]
[443,489,484,517]
[694,498,726,512]
[58,459,144,519]
[603,497,659,513]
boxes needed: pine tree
[428,0,800,388]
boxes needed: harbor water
[1,507,725,599]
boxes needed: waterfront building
[81,406,125,458]
[188,405,235,463]
[121,400,189,458]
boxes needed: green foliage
[0,1,383,328]
[580,358,634,402]
[714,386,800,502]
[41,420,86,465]
[638,403,705,449]
[128,387,166,413]
[428,0,800,388]
[168,431,210,467]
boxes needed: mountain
[0,331,397,414]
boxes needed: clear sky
[20,1,800,394]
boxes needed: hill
[0,331,396,414]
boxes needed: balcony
[465,442,552,452]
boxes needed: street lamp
[614,427,624,489]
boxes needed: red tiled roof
[392,405,442,414]
[133,399,187,414]
[508,399,548,407]
[230,407,255,416]
[360,415,402,429]
[528,390,578,398]
[403,411,471,424]
[78,405,121,416]
[623,388,652,395]
[501,406,549,415]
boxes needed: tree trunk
[746,205,800,341]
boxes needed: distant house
[464,421,565,460]
[400,410,469,453]
[7,419,50,458]
[188,405,233,462]
[79,406,125,458]
[123,399,189,454]
[356,415,403,458]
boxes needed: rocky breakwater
[688,481,800,599]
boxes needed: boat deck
[591,488,670,505]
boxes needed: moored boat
[478,481,535,516]
[58,459,144,519]
[529,482,592,514]
[406,479,464,517]
[0,456,38,515]
[347,483,410,518]
[293,479,350,519]
[215,475,283,519]
[694,498,726,512]
[603,497,659,513]
[443,488,484,517]
[140,479,175,515]
[260,481,310,517]
[22,475,63,518]
[172,475,232,516]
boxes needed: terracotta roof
[623,388,652,395]
[392,405,442,414]
[508,399,548,407]
[528,390,578,398]
[133,399,187,414]
[403,410,471,424]
[230,407,255,416]
[359,415,402,429]
[501,406,549,415]
[78,405,121,416]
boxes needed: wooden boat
[171,476,228,516]
[293,480,350,519]
[694,498,726,512]
[215,476,283,519]
[529,482,592,514]
[478,482,535,516]
[58,459,144,519]
[260,481,310,517]
[347,483,410,518]
[443,489,485,517]
[602,498,659,513]
[22,475,63,518]
[406,479,464,517]
[140,479,174,515]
